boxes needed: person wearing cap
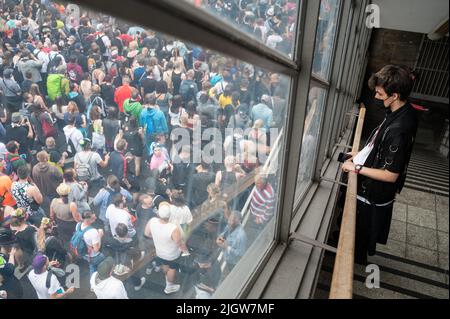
[27,253,75,299]
[0,231,23,299]
[144,202,189,294]
[90,256,128,299]
[0,68,22,113]
[50,182,81,247]
[251,94,273,130]
[32,151,63,205]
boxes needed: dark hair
[17,165,30,180]
[107,107,119,120]
[63,169,76,182]
[155,80,168,94]
[171,190,186,207]
[144,93,156,105]
[112,193,124,207]
[368,65,414,101]
[115,223,128,238]
[171,95,183,112]
[61,195,69,204]
[107,175,121,192]
[82,210,94,220]
[6,141,19,153]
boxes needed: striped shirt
[250,183,275,223]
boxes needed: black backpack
[47,54,62,74]
[95,35,107,54]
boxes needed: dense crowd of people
[0,0,290,299]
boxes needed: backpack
[4,154,21,176]
[47,54,62,74]
[13,61,24,85]
[75,152,94,182]
[66,131,77,158]
[69,223,93,258]
[95,35,107,54]
[92,132,105,150]
[41,113,57,138]
[180,81,197,106]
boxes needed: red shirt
[119,34,134,47]
[114,85,132,113]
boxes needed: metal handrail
[329,104,366,299]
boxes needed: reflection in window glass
[184,0,300,58]
[295,85,327,198]
[312,0,340,80]
[1,1,292,299]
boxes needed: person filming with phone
[341,65,418,264]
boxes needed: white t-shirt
[81,223,101,258]
[28,270,63,299]
[105,205,136,239]
[90,272,129,299]
[169,205,193,227]
[75,151,103,180]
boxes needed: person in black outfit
[342,65,419,264]
[189,162,216,208]
[0,228,23,299]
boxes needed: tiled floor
[386,188,449,271]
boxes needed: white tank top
[149,218,180,261]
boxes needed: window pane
[7,0,292,299]
[184,0,300,58]
[295,85,328,199]
[312,0,341,80]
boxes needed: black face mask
[373,98,385,109]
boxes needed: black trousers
[355,200,394,264]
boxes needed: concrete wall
[373,0,449,34]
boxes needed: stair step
[368,254,449,285]
[321,254,448,299]
[318,269,416,299]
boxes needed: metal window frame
[331,0,362,147]
[292,0,345,209]
[336,0,366,137]
[326,0,356,157]
[313,0,353,181]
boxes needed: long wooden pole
[329,105,366,299]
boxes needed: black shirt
[109,150,126,181]
[5,125,29,156]
[140,77,157,95]
[190,172,216,207]
[358,103,418,204]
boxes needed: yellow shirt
[218,94,232,109]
